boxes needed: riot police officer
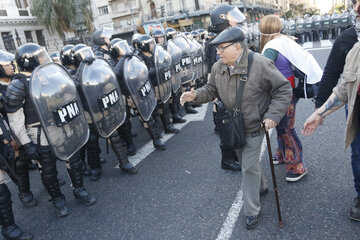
[206,4,244,171]
[0,50,38,209]
[92,28,112,59]
[6,43,96,217]
[71,44,137,175]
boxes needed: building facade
[0,0,63,53]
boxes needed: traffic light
[160,5,165,17]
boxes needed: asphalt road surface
[6,40,360,240]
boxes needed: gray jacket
[194,48,292,133]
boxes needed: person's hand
[314,108,325,125]
[180,89,197,105]
[302,113,322,136]
[263,118,277,131]
[83,56,95,64]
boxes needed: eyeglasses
[216,42,236,53]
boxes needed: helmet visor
[75,46,95,61]
[100,27,114,39]
[222,7,246,24]
[113,40,131,56]
[34,48,52,65]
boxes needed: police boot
[146,118,166,151]
[80,148,91,177]
[160,104,180,134]
[14,153,37,208]
[185,102,198,114]
[86,126,102,182]
[221,149,241,171]
[0,184,33,240]
[67,153,96,206]
[109,132,137,175]
[118,121,137,156]
[169,97,186,124]
[38,146,68,217]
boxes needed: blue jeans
[345,105,360,197]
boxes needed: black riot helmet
[92,27,113,46]
[0,50,15,78]
[207,32,217,39]
[165,27,177,40]
[60,44,74,67]
[136,35,156,53]
[197,29,208,40]
[15,43,52,72]
[151,29,166,44]
[70,44,95,67]
[110,40,131,59]
[210,4,246,33]
[110,38,122,46]
[209,27,246,46]
[191,30,200,41]
[131,32,142,49]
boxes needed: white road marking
[302,42,313,49]
[307,46,332,51]
[320,40,333,47]
[216,129,273,240]
[114,103,209,168]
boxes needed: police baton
[260,123,283,228]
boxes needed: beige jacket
[333,41,360,149]
[195,48,292,133]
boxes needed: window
[24,31,33,43]
[0,10,7,16]
[35,30,45,47]
[15,0,28,8]
[1,32,16,53]
[98,6,109,16]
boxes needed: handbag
[292,65,319,99]
[214,52,254,150]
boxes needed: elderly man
[181,27,292,229]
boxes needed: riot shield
[123,55,156,121]
[188,39,198,81]
[154,45,172,103]
[173,36,193,84]
[339,12,350,28]
[29,62,89,160]
[166,40,182,93]
[80,58,126,138]
[321,15,331,30]
[312,15,322,30]
[304,18,313,33]
[330,12,339,29]
[296,18,305,34]
[253,27,260,52]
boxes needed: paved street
[6,41,360,240]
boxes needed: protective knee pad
[0,184,11,207]
[68,151,82,170]
[109,131,121,145]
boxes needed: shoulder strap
[235,51,255,109]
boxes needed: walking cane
[261,123,284,228]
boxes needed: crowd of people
[0,0,360,239]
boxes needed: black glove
[124,52,135,59]
[83,56,95,64]
[2,142,14,161]
[23,142,40,160]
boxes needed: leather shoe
[350,197,360,221]
[245,215,259,229]
[173,114,186,123]
[221,156,241,171]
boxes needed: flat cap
[209,27,245,45]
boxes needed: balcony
[18,9,29,16]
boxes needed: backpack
[292,65,319,99]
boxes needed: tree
[335,4,345,13]
[304,8,320,17]
[30,0,94,40]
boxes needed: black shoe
[245,215,259,229]
[73,187,96,206]
[99,158,106,164]
[82,168,91,177]
[127,143,137,156]
[2,224,33,240]
[286,171,308,182]
[52,196,69,218]
[221,157,241,171]
[153,140,166,151]
[186,107,198,114]
[260,188,269,196]
[350,197,360,221]
[173,114,186,124]
[18,192,37,208]
[120,163,138,175]
[90,168,102,182]
[164,126,180,134]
